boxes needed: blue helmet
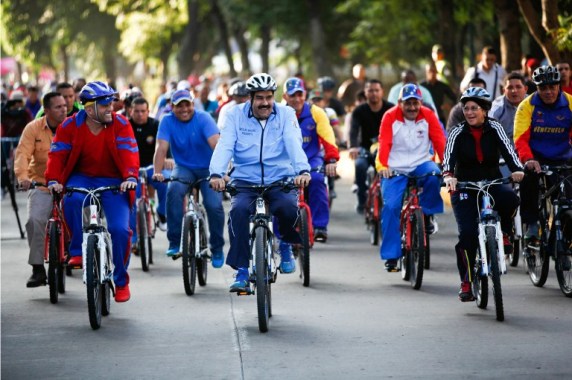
[399,84,423,101]
[79,81,117,105]
[460,87,492,110]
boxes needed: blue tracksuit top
[209,101,310,184]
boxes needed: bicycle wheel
[526,211,551,287]
[554,225,572,297]
[409,209,426,290]
[473,251,489,310]
[101,282,111,316]
[400,222,410,281]
[424,231,431,270]
[510,235,522,267]
[298,207,311,287]
[197,218,208,286]
[47,222,60,304]
[181,215,197,295]
[137,203,150,272]
[86,235,102,330]
[486,227,504,321]
[254,226,270,333]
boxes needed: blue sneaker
[166,247,180,257]
[211,251,224,268]
[229,268,250,293]
[279,241,296,274]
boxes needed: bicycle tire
[58,258,66,294]
[181,215,197,296]
[197,218,208,286]
[298,207,311,287]
[510,236,522,267]
[148,207,155,264]
[86,235,102,330]
[101,282,111,316]
[526,207,551,287]
[410,209,426,290]
[47,222,60,304]
[400,219,410,281]
[137,202,150,272]
[370,219,380,246]
[254,226,270,333]
[424,231,431,270]
[486,227,504,321]
[554,228,572,297]
[473,249,489,310]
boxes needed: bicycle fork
[477,222,507,276]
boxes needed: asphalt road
[2,155,571,379]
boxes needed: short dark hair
[56,82,73,91]
[131,97,148,107]
[468,77,487,87]
[42,92,63,109]
[505,71,526,85]
[365,79,383,88]
[27,85,39,92]
[482,46,496,55]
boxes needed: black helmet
[532,65,561,86]
[317,76,336,91]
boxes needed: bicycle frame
[401,178,425,253]
[138,167,156,240]
[44,191,70,265]
[297,185,314,248]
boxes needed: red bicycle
[394,172,440,290]
[134,168,156,272]
[293,185,314,287]
[365,166,382,245]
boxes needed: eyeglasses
[462,106,481,113]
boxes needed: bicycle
[393,171,440,290]
[70,185,122,330]
[457,177,511,322]
[364,166,382,246]
[293,183,314,287]
[226,179,297,333]
[524,165,572,297]
[508,183,524,267]
[134,167,156,272]
[165,177,209,296]
[1,136,25,238]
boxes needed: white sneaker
[157,221,167,232]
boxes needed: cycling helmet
[79,81,117,105]
[228,81,249,97]
[317,76,336,91]
[245,73,277,93]
[399,84,423,101]
[460,87,492,111]
[532,65,560,86]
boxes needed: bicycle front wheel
[297,207,311,287]
[486,227,504,321]
[181,216,197,295]
[254,226,270,333]
[554,234,572,297]
[197,218,208,286]
[137,202,150,272]
[86,235,102,330]
[409,209,426,290]
[473,251,489,310]
[47,222,61,304]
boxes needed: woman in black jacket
[442,87,524,302]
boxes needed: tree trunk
[211,0,237,77]
[60,45,69,83]
[159,44,170,83]
[260,24,271,74]
[177,0,201,78]
[516,0,562,64]
[306,0,333,77]
[233,26,250,77]
[494,0,522,71]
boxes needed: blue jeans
[380,161,443,261]
[308,170,329,229]
[64,174,132,287]
[166,166,224,253]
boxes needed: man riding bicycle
[209,73,311,293]
[45,81,139,302]
[376,84,446,272]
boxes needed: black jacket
[443,117,523,181]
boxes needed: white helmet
[245,73,277,93]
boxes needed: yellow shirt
[14,116,55,187]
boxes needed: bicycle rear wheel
[47,222,60,304]
[424,231,431,270]
[197,218,208,286]
[473,252,489,310]
[138,203,150,272]
[86,235,102,330]
[526,212,551,287]
[409,209,426,289]
[181,215,197,295]
[254,226,270,333]
[297,207,311,287]
[486,227,504,321]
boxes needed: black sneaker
[424,215,438,235]
[385,259,399,272]
[314,228,328,243]
[26,265,47,288]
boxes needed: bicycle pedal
[236,289,253,296]
[171,253,182,261]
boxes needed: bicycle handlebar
[456,177,513,190]
[224,179,297,197]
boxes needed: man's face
[44,96,67,125]
[504,79,527,106]
[283,91,305,114]
[58,87,75,112]
[365,83,382,105]
[172,100,194,122]
[87,102,113,124]
[28,90,39,102]
[251,91,274,120]
[399,98,421,121]
[482,52,496,70]
[131,103,149,125]
[557,63,570,82]
[536,84,560,105]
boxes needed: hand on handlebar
[325,163,337,177]
[152,172,165,182]
[444,176,457,192]
[120,180,137,192]
[525,159,541,173]
[348,147,360,160]
[380,168,391,179]
[294,174,311,187]
[48,182,64,193]
[511,171,524,183]
[209,177,227,192]
[17,179,31,191]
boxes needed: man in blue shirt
[152,89,225,268]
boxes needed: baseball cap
[9,90,24,101]
[308,89,324,100]
[399,84,423,101]
[172,89,193,105]
[283,77,305,95]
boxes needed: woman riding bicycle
[442,87,524,302]
[46,81,139,303]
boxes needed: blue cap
[399,84,423,101]
[172,89,193,105]
[283,77,305,95]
